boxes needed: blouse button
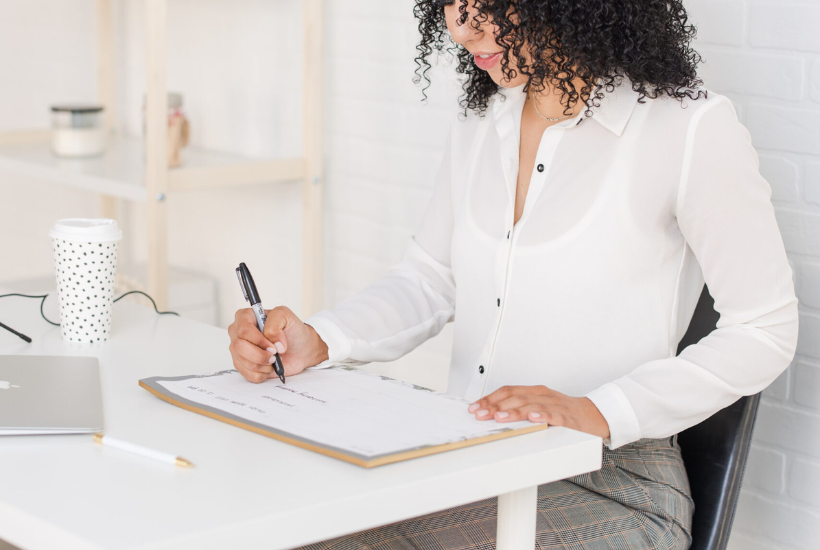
[537,164,544,173]
[478,365,485,374]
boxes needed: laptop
[0,355,104,435]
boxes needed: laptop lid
[0,355,104,434]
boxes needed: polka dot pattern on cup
[52,238,119,343]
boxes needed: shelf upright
[144,0,170,310]
[97,0,118,221]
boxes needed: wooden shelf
[3,0,324,313]
[0,132,306,201]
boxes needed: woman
[228,1,799,548]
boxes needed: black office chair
[674,284,761,550]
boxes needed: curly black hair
[413,0,707,117]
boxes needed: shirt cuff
[585,382,642,450]
[303,312,353,369]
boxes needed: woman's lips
[473,52,503,70]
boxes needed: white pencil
[93,433,194,468]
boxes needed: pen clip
[236,267,250,304]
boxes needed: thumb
[235,307,276,351]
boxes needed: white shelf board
[0,133,305,201]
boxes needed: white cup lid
[49,218,122,243]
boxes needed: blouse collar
[492,75,641,137]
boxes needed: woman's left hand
[468,385,611,440]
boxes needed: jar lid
[51,104,104,113]
[49,218,122,243]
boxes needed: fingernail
[266,347,276,354]
[468,403,480,413]
[530,412,541,419]
[477,409,489,417]
[496,411,509,419]
[274,341,285,354]
[268,355,276,364]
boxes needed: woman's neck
[526,72,594,121]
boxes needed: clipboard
[140,367,549,468]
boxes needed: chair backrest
[675,284,761,550]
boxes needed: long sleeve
[585,97,800,449]
[304,131,456,367]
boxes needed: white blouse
[304,75,799,449]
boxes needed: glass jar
[50,105,106,158]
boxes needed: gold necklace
[530,90,573,122]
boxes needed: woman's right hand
[228,305,329,383]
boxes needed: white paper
[156,367,534,458]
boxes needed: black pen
[235,263,285,384]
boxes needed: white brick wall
[660,1,820,547]
[324,0,820,547]
[322,0,460,392]
[748,3,820,53]
[0,0,816,547]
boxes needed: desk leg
[496,486,538,550]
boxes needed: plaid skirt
[298,436,694,550]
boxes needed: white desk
[0,294,602,550]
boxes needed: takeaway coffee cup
[49,219,122,343]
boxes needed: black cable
[113,290,179,317]
[0,290,179,343]
[0,293,60,326]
